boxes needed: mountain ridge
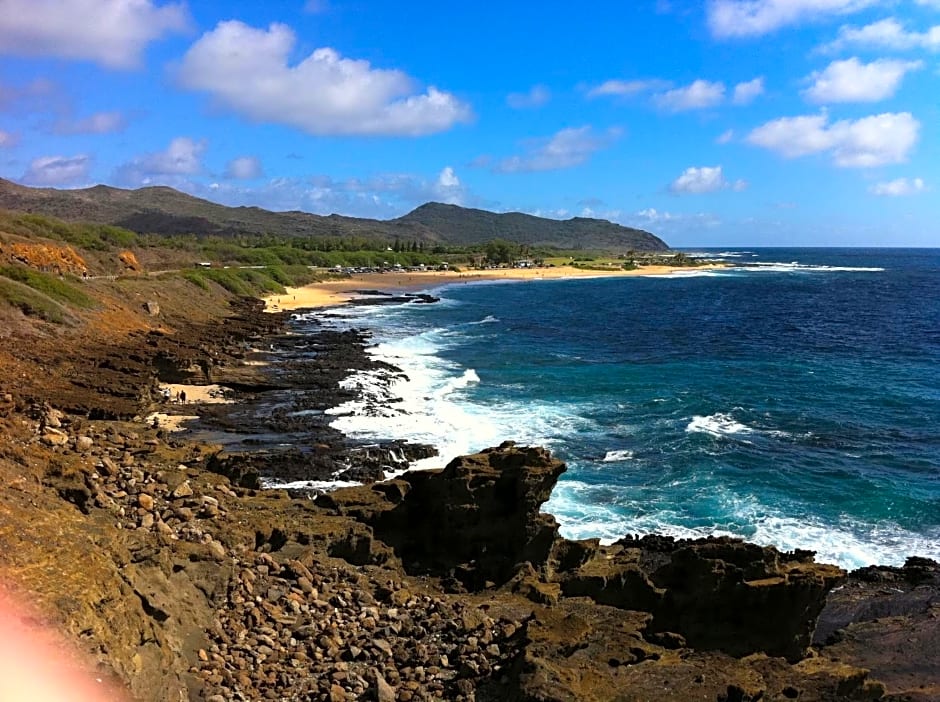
[0,178,668,251]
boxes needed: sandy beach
[264,263,728,312]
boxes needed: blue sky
[1,0,938,246]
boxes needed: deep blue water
[314,249,940,569]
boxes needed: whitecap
[602,449,635,462]
[686,412,753,437]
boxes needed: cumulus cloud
[506,85,550,109]
[177,21,471,137]
[746,111,920,167]
[0,0,189,69]
[22,154,91,185]
[708,0,879,39]
[495,126,620,173]
[224,156,263,180]
[803,58,923,103]
[587,79,668,98]
[670,165,747,194]
[653,80,725,111]
[115,137,206,185]
[732,77,765,104]
[53,111,126,135]
[823,17,940,52]
[868,177,926,195]
[434,167,463,204]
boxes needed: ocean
[295,249,940,570]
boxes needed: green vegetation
[0,212,138,250]
[0,277,68,323]
[180,264,324,297]
[0,265,95,308]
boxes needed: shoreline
[2,261,936,700]
[263,262,730,312]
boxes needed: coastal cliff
[0,259,937,700]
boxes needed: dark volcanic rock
[371,442,565,588]
[329,443,847,664]
[814,557,940,700]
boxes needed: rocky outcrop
[368,442,565,588]
[552,535,844,661]
[334,444,845,662]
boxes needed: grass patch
[0,277,68,323]
[0,265,95,308]
[182,271,210,290]
[181,266,291,296]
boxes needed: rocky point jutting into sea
[1,273,937,702]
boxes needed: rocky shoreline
[1,294,938,701]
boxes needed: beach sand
[264,263,728,312]
[144,383,235,431]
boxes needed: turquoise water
[311,249,940,569]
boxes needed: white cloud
[746,111,920,167]
[869,177,926,195]
[670,165,747,194]
[437,166,459,188]
[587,79,668,98]
[653,80,725,111]
[54,111,126,135]
[22,154,91,185]
[115,137,206,185]
[803,57,922,103]
[915,0,940,7]
[495,126,620,173]
[824,17,940,51]
[507,85,550,109]
[178,21,471,137]
[0,129,18,147]
[733,77,765,104]
[0,0,189,70]
[708,0,879,39]
[224,156,263,180]
[717,129,735,143]
[434,166,463,204]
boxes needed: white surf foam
[546,480,940,570]
[324,312,590,473]
[742,261,884,273]
[259,478,361,491]
[685,412,793,441]
[468,315,499,325]
[602,449,635,462]
[686,412,753,438]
